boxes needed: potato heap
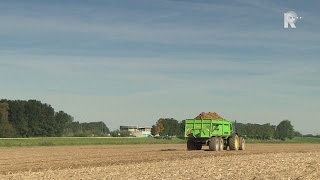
[195,112,224,120]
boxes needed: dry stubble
[1,144,320,179]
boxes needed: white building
[120,126,152,137]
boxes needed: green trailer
[184,119,245,151]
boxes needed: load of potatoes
[195,112,224,120]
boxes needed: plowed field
[1,144,320,179]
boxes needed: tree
[155,118,179,136]
[64,121,82,136]
[151,125,157,136]
[119,130,131,137]
[261,123,275,140]
[23,100,56,136]
[275,120,294,140]
[294,131,302,137]
[156,119,165,135]
[177,120,185,137]
[0,99,113,137]
[110,130,120,137]
[0,103,15,137]
[55,111,74,136]
[80,121,110,136]
[7,100,28,137]
[0,99,75,137]
[235,122,276,140]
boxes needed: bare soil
[1,144,320,179]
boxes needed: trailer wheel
[229,135,239,151]
[195,143,202,150]
[219,138,224,151]
[239,137,245,150]
[187,139,196,150]
[223,145,228,150]
[187,140,202,150]
[209,137,219,151]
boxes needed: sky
[0,0,319,134]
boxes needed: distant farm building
[120,126,152,137]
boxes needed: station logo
[284,11,302,28]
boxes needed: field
[0,137,185,147]
[1,143,320,179]
[1,137,320,147]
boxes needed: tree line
[0,100,109,137]
[0,99,308,139]
[150,118,300,140]
[64,121,110,137]
[236,120,298,140]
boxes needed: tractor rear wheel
[229,135,239,151]
[209,137,219,151]
[239,137,245,150]
[219,138,224,151]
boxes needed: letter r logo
[284,11,300,29]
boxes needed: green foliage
[119,130,131,137]
[156,120,165,135]
[275,120,294,140]
[151,125,157,136]
[81,122,110,136]
[0,103,15,137]
[236,120,300,141]
[64,121,81,136]
[246,137,320,144]
[236,120,299,141]
[236,123,276,140]
[0,99,66,137]
[110,130,120,137]
[294,131,303,137]
[64,121,110,137]
[55,111,73,136]
[177,120,185,137]
[0,99,111,138]
[110,130,131,137]
[304,134,320,138]
[155,118,179,136]
[7,100,28,137]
